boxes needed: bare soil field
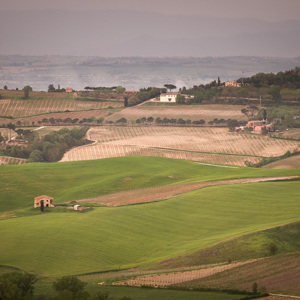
[105,104,248,123]
[112,259,259,287]
[0,93,123,119]
[0,156,26,165]
[264,156,300,169]
[176,253,300,296]
[61,126,299,166]
[77,176,297,206]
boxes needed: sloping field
[77,176,297,206]
[2,156,300,211]
[113,260,258,287]
[0,95,122,119]
[264,155,300,169]
[0,155,26,165]
[105,104,247,122]
[176,253,300,296]
[0,177,300,276]
[61,126,299,166]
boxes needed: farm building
[65,87,73,93]
[160,92,179,102]
[125,90,138,94]
[74,205,83,211]
[225,80,241,87]
[34,195,55,208]
[246,120,271,133]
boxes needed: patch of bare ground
[76,176,298,206]
[112,259,260,287]
[175,253,300,297]
[264,156,300,169]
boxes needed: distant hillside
[0,10,300,57]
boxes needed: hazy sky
[1,0,300,21]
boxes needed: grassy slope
[154,221,300,269]
[1,156,300,211]
[1,179,299,277]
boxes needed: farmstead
[34,195,55,208]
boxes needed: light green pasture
[1,156,299,211]
[1,180,299,276]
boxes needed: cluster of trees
[238,67,300,89]
[34,117,104,126]
[0,273,132,300]
[125,87,162,107]
[154,117,206,126]
[1,127,90,162]
[84,86,126,93]
[48,84,66,93]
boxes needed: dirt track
[77,176,298,206]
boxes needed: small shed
[74,205,84,211]
[34,195,55,208]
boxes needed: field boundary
[76,176,298,206]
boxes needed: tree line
[125,87,163,107]
[1,127,90,162]
[0,272,132,300]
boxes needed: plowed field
[61,126,299,166]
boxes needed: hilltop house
[160,92,179,102]
[246,120,271,133]
[65,87,73,93]
[34,195,55,208]
[225,80,241,87]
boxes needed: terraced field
[0,98,122,119]
[105,104,248,123]
[61,126,299,166]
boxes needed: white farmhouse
[160,92,179,103]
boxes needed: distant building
[246,120,271,133]
[65,87,73,93]
[225,80,241,87]
[74,205,84,211]
[160,92,179,102]
[34,195,54,208]
[125,90,138,94]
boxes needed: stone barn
[34,195,55,208]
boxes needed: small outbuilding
[34,195,55,208]
[74,205,84,211]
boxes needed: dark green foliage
[267,243,278,256]
[252,282,258,294]
[3,127,89,162]
[53,276,89,300]
[176,94,186,104]
[23,85,32,99]
[164,84,176,92]
[0,272,36,300]
[128,87,161,106]
[124,96,128,107]
[240,67,300,89]
[116,118,127,124]
[227,119,240,130]
[90,291,113,300]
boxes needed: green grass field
[1,156,299,211]
[1,172,299,276]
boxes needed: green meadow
[1,156,299,211]
[0,157,299,277]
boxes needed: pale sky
[1,0,300,21]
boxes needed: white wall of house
[160,93,178,102]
